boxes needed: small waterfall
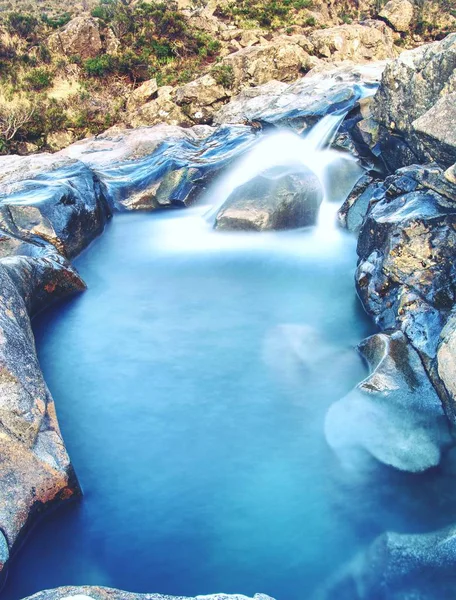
[203,111,362,231]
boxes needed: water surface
[6,206,456,600]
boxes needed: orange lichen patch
[44,282,57,293]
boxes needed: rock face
[325,331,451,472]
[22,587,275,600]
[48,17,103,60]
[215,169,323,231]
[355,164,456,364]
[379,0,415,33]
[0,154,111,258]
[0,240,84,585]
[308,21,396,62]
[359,33,456,170]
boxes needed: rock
[126,79,158,111]
[174,74,232,124]
[437,311,456,420]
[337,173,380,232]
[308,21,396,62]
[0,241,84,585]
[214,62,386,129]
[379,0,415,33]
[48,17,102,60]
[22,587,276,600]
[215,168,323,231]
[125,86,191,129]
[0,154,111,258]
[325,331,452,472]
[412,92,456,167]
[221,39,312,88]
[318,526,456,599]
[355,164,456,361]
[365,33,456,170]
[46,130,75,152]
[61,124,257,211]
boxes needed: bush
[84,54,115,77]
[41,12,71,29]
[6,12,38,38]
[25,68,54,90]
[211,64,235,88]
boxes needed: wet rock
[325,331,452,472]
[61,124,256,211]
[0,154,110,258]
[365,33,456,170]
[437,311,456,420]
[337,174,380,232]
[214,62,386,129]
[308,21,396,62]
[318,526,456,600]
[48,17,103,60]
[22,588,276,600]
[215,168,323,231]
[356,165,456,360]
[0,241,83,584]
[379,0,415,33]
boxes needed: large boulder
[308,21,396,62]
[214,168,323,231]
[22,587,275,600]
[48,17,103,60]
[379,0,415,33]
[0,240,84,585]
[360,33,456,170]
[0,154,110,258]
[325,331,452,473]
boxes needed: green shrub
[84,54,115,77]
[6,12,38,38]
[41,12,71,29]
[211,64,235,88]
[25,67,54,90]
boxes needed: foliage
[211,64,235,88]
[25,67,54,90]
[6,12,38,38]
[216,0,314,29]
[41,12,71,29]
[0,94,35,144]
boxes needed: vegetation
[216,0,315,29]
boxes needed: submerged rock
[317,525,456,599]
[325,331,451,472]
[22,588,276,600]
[214,168,323,231]
[0,239,84,585]
[0,154,110,258]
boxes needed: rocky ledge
[21,588,274,600]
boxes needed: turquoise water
[5,207,455,600]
